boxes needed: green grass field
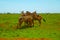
[0,13,60,40]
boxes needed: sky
[0,0,60,13]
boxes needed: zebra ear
[26,11,31,13]
[21,11,25,16]
[32,11,36,14]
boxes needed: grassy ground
[0,13,60,40]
